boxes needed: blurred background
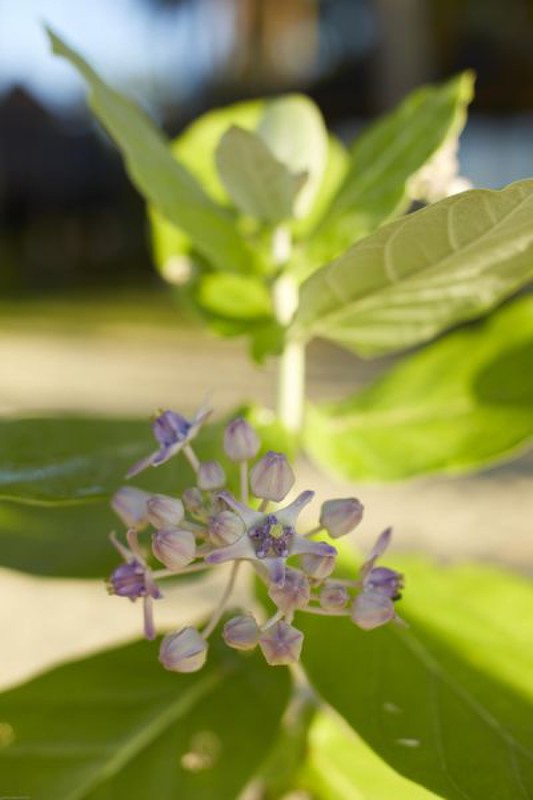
[2,0,533,295]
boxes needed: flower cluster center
[248,514,294,559]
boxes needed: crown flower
[106,406,406,670]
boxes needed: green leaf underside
[294,180,533,357]
[304,294,533,480]
[0,639,290,800]
[314,72,474,262]
[47,30,257,274]
[215,125,306,223]
[300,556,533,800]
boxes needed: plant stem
[272,227,306,434]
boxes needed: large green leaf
[300,556,533,800]
[47,30,258,274]
[0,416,224,505]
[0,638,290,800]
[215,125,306,223]
[312,72,474,263]
[294,180,533,356]
[304,295,533,480]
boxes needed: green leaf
[0,638,290,800]
[215,126,306,223]
[314,72,474,260]
[258,94,328,218]
[300,556,533,800]
[294,180,533,356]
[196,273,273,320]
[47,29,258,274]
[0,416,223,505]
[299,709,439,799]
[304,295,533,480]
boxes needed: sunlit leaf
[300,556,533,800]
[258,94,328,218]
[294,180,533,356]
[0,638,290,800]
[48,29,259,274]
[313,72,474,263]
[304,295,533,480]
[215,126,306,223]
[196,273,273,320]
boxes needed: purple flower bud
[108,560,148,599]
[223,615,260,650]
[250,451,295,502]
[301,552,336,580]
[259,621,304,666]
[153,410,191,446]
[352,591,395,630]
[319,498,364,538]
[198,460,226,491]
[152,529,196,571]
[268,568,310,614]
[223,417,260,461]
[146,494,184,529]
[111,486,152,530]
[208,510,244,547]
[320,583,349,610]
[159,627,208,673]
[182,487,204,517]
[365,567,404,600]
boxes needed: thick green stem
[272,228,306,434]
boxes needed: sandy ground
[1,322,531,690]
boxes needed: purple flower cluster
[107,407,405,672]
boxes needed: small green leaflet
[294,180,533,356]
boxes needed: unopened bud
[208,510,244,547]
[352,591,395,630]
[366,567,403,600]
[223,615,260,650]
[320,583,349,610]
[250,451,295,502]
[152,528,196,571]
[111,486,152,530]
[224,417,260,461]
[146,494,184,529]
[268,568,310,614]
[198,460,226,491]
[259,621,304,666]
[301,552,336,580]
[159,627,208,673]
[182,487,204,517]
[319,498,364,538]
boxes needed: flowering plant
[108,409,404,672]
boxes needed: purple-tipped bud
[152,529,196,571]
[352,591,395,630]
[320,583,349,610]
[208,510,244,547]
[268,568,310,614]
[319,498,364,538]
[223,417,260,461]
[301,552,336,580]
[259,621,304,666]
[198,460,226,491]
[250,451,295,502]
[159,627,208,673]
[146,494,184,529]
[108,560,148,598]
[223,615,260,650]
[111,486,152,530]
[366,566,404,600]
[182,487,204,517]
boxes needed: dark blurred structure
[2,0,533,294]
